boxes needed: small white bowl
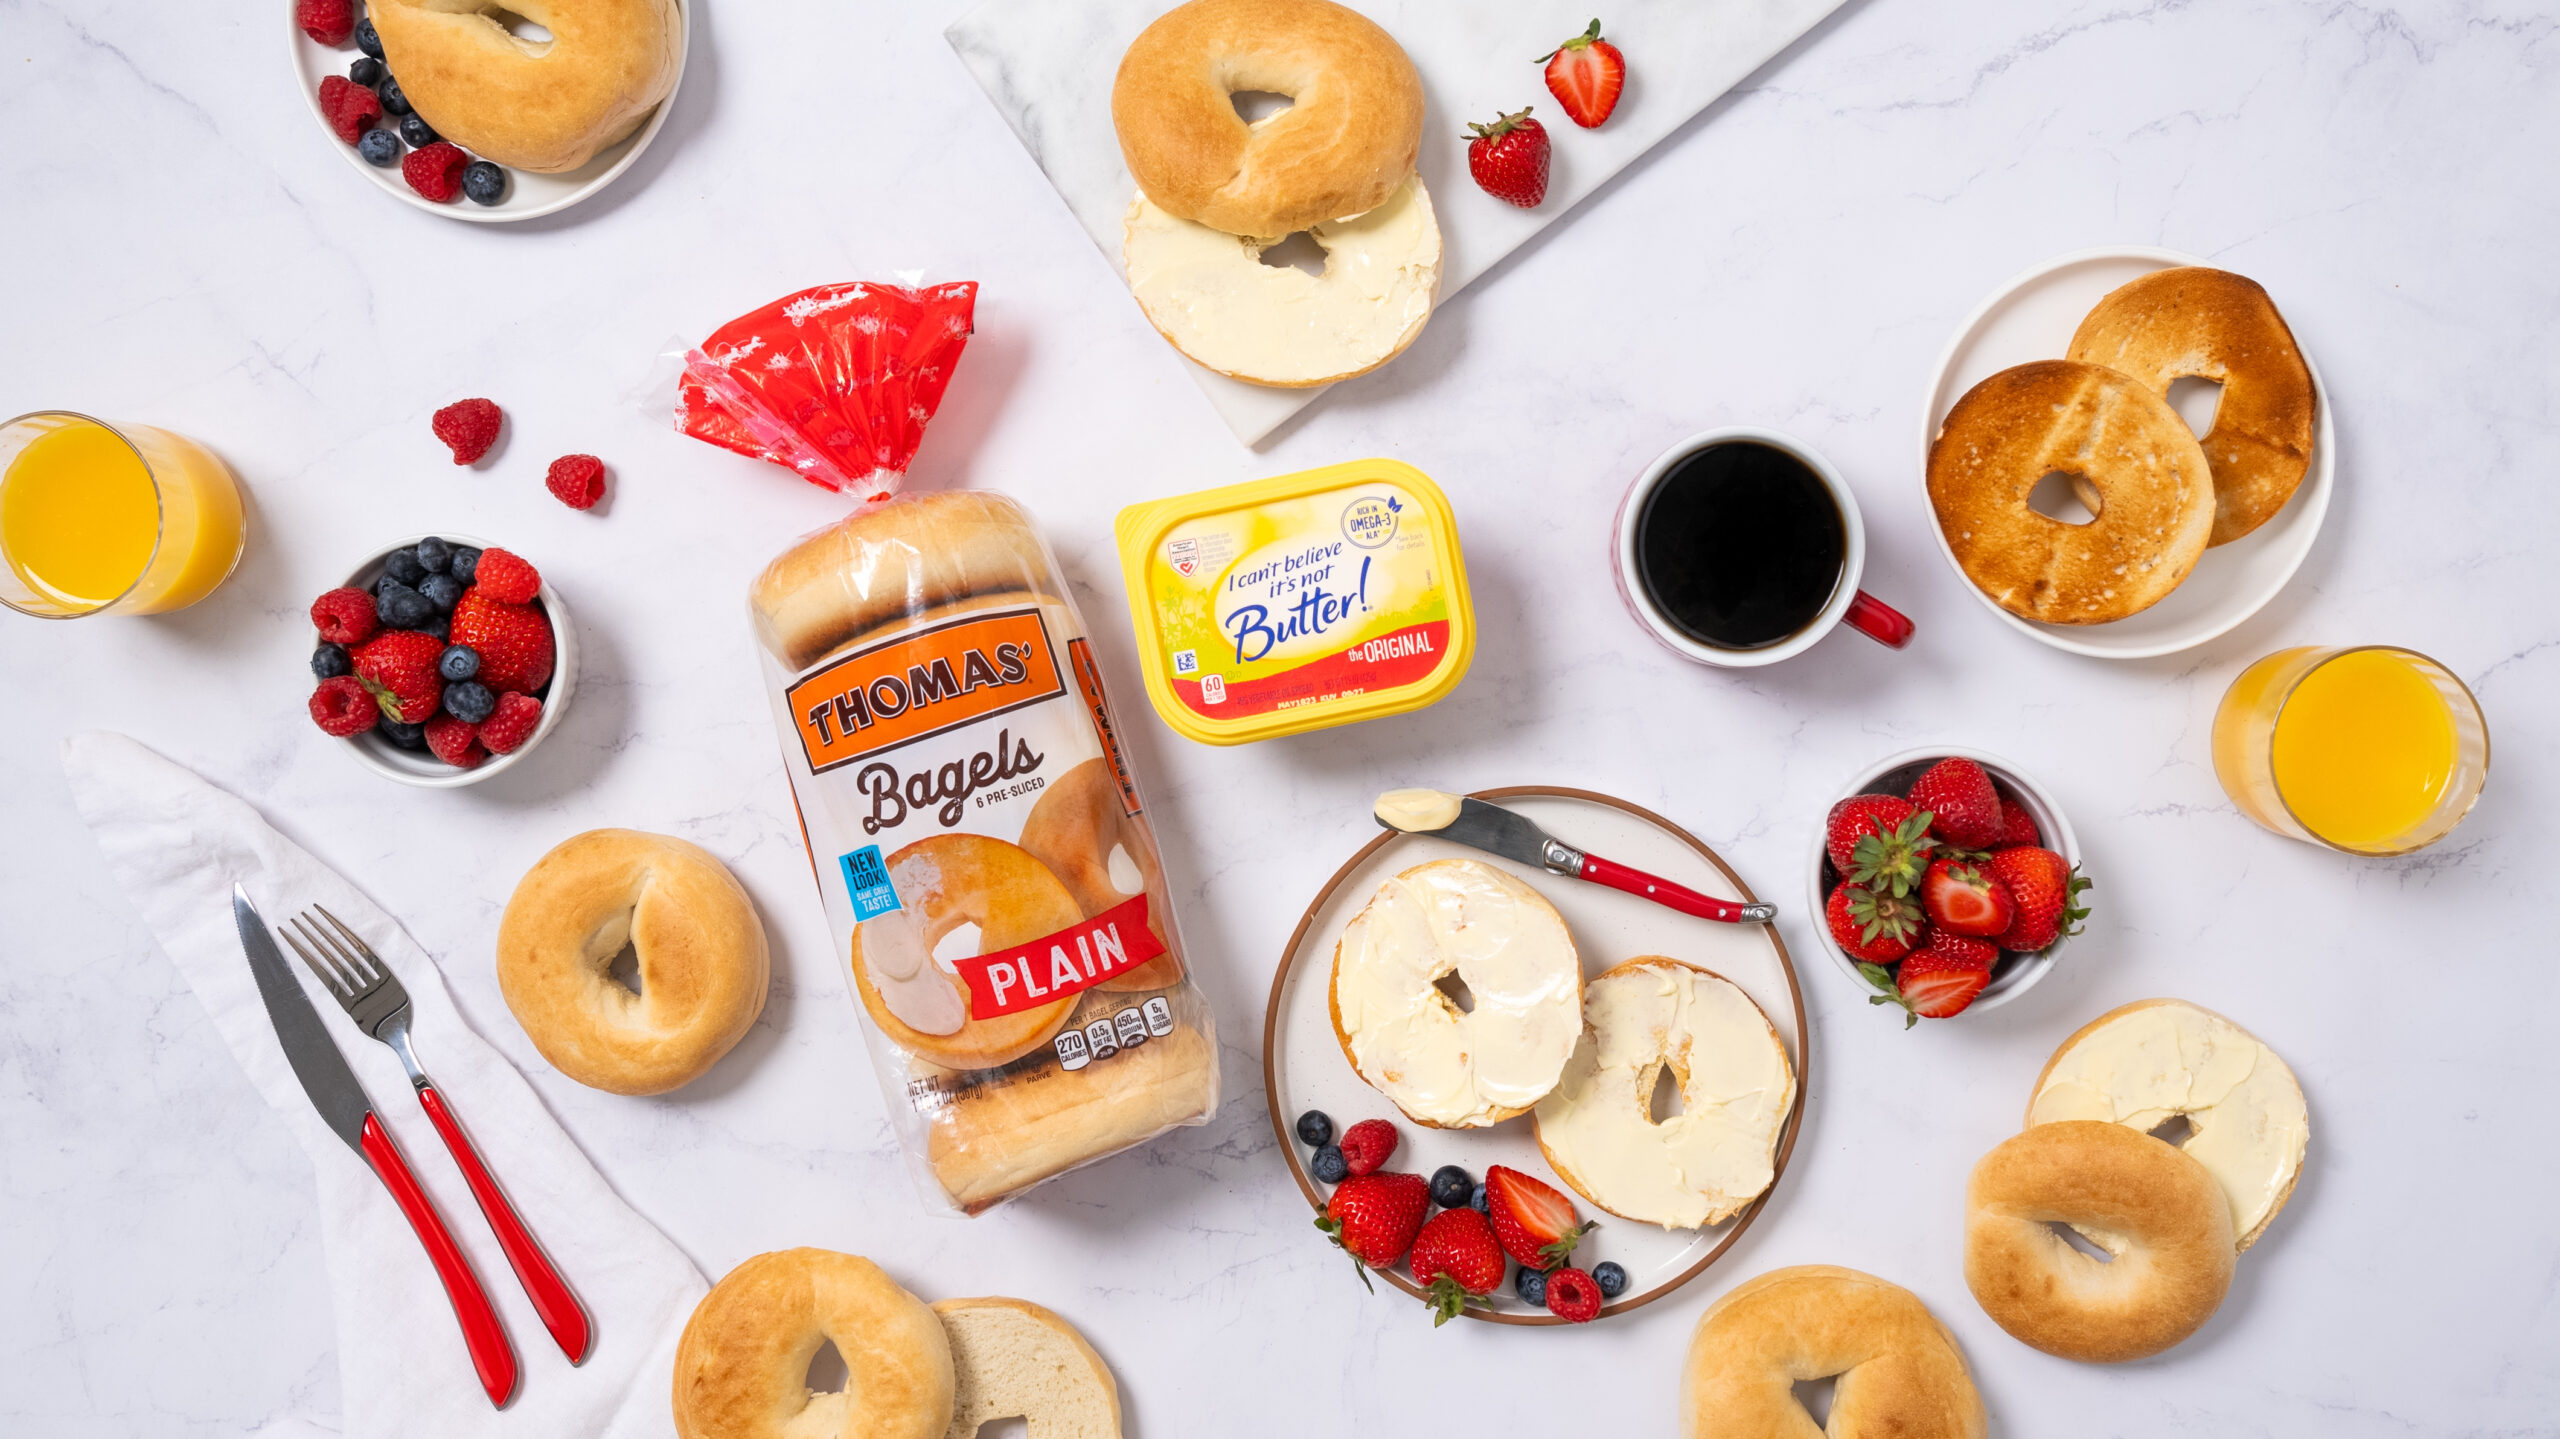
[287,0,688,223]
[1805,746,2080,1014]
[331,533,576,788]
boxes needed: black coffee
[1636,442,1846,650]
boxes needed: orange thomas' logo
[787,607,1064,774]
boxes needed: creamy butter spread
[1533,961,1793,1230]
[1330,859,1580,1127]
[2028,1001,2309,1243]
[1374,788,1461,833]
[1122,176,1441,386]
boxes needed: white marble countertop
[5,2,2556,1435]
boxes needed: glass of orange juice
[2212,646,2489,856]
[0,412,246,619]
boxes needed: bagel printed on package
[750,490,1219,1214]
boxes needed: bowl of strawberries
[303,533,575,786]
[1811,748,2090,1025]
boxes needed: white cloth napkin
[62,732,706,1439]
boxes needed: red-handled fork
[280,905,594,1365]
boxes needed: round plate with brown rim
[1264,786,1808,1325]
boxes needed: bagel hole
[1433,971,1476,1014]
[2046,1221,2116,1263]
[2149,1114,2196,1147]
[1229,90,1295,124]
[1105,843,1144,895]
[802,1338,848,1394]
[488,8,553,43]
[1648,1064,1685,1125]
[2166,376,2224,438]
[605,940,643,998]
[2027,470,2100,525]
[1258,230,1330,279]
[1791,1375,1838,1426]
[933,922,984,971]
[965,1422,1030,1439]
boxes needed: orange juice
[2212,646,2488,855]
[0,413,245,618]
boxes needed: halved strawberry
[1408,1207,1505,1326]
[1859,932,1995,1027]
[1484,1165,1593,1271]
[1920,857,2014,938]
[1316,1171,1428,1290]
[1538,19,1626,129]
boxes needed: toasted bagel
[370,0,681,174]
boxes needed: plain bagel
[1111,0,1424,239]
[496,829,767,1096]
[1018,758,1185,991]
[672,1249,952,1439]
[930,1297,1121,1439]
[1682,1265,1987,1439]
[370,0,682,174]
[925,1016,1219,1214]
[851,834,1085,1071]
[1964,1121,2236,1363]
[749,492,1065,673]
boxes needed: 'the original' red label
[952,895,1167,1018]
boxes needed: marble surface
[947,0,1850,444]
[4,1,2557,1435]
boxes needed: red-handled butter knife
[1375,790,1777,925]
[232,885,520,1408]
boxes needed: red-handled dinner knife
[1378,795,1777,925]
[231,885,519,1408]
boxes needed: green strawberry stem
[1856,961,1921,1030]
[1313,1214,1376,1293]
[1423,1275,1478,1327]
[1535,18,1604,62]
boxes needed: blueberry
[398,113,438,148]
[376,585,435,630]
[413,536,451,573]
[1294,1110,1333,1148]
[356,128,401,167]
[1310,1145,1348,1185]
[420,612,450,641]
[354,18,383,58]
[383,547,426,585]
[311,643,351,679]
[1515,1266,1547,1307]
[419,573,463,611]
[442,680,495,724]
[1592,1261,1627,1299]
[439,644,480,682]
[379,77,411,116]
[374,581,416,624]
[462,161,507,207]
[1469,1182,1489,1214]
[378,718,427,751]
[349,57,383,87]
[448,545,481,587]
[1430,1165,1474,1210]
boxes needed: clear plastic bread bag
[685,280,1221,1214]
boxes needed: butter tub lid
[1114,459,1473,746]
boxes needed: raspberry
[431,398,502,465]
[478,692,543,754]
[297,0,355,45]
[1338,1118,1397,1177]
[309,586,378,646]
[308,676,377,737]
[424,713,487,769]
[1542,1266,1603,1323]
[352,630,446,724]
[317,75,380,145]
[545,454,607,511]
[470,547,540,603]
[402,142,471,203]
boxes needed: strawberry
[1339,1118,1397,1177]
[1316,1171,1428,1289]
[470,547,541,605]
[351,630,444,723]
[1408,1208,1506,1325]
[1465,108,1550,208]
[1859,932,1995,1028]
[1984,846,2090,953]
[1920,857,2014,938]
[1537,20,1625,129]
[477,692,543,755]
[1908,758,2004,849]
[1825,882,1918,964]
[1542,1265,1603,1322]
[1484,1165,1593,1271]
[449,590,554,693]
[1825,793,1916,873]
[1997,795,2042,848]
[1844,808,1936,900]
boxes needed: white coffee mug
[1612,426,1913,668]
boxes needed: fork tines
[278,904,392,1007]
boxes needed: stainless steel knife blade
[1431,797,1573,873]
[232,884,374,1155]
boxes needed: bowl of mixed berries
[1811,749,2091,1025]
[304,534,574,785]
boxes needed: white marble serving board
[947,0,1850,444]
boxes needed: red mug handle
[1846,590,1914,649]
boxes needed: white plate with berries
[1266,787,1808,1326]
[1810,749,2089,1023]
[289,0,688,222]
[306,533,574,785]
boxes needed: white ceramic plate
[1919,246,2335,659]
[1265,788,1808,1325]
[288,0,687,223]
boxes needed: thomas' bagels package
[694,281,1218,1212]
